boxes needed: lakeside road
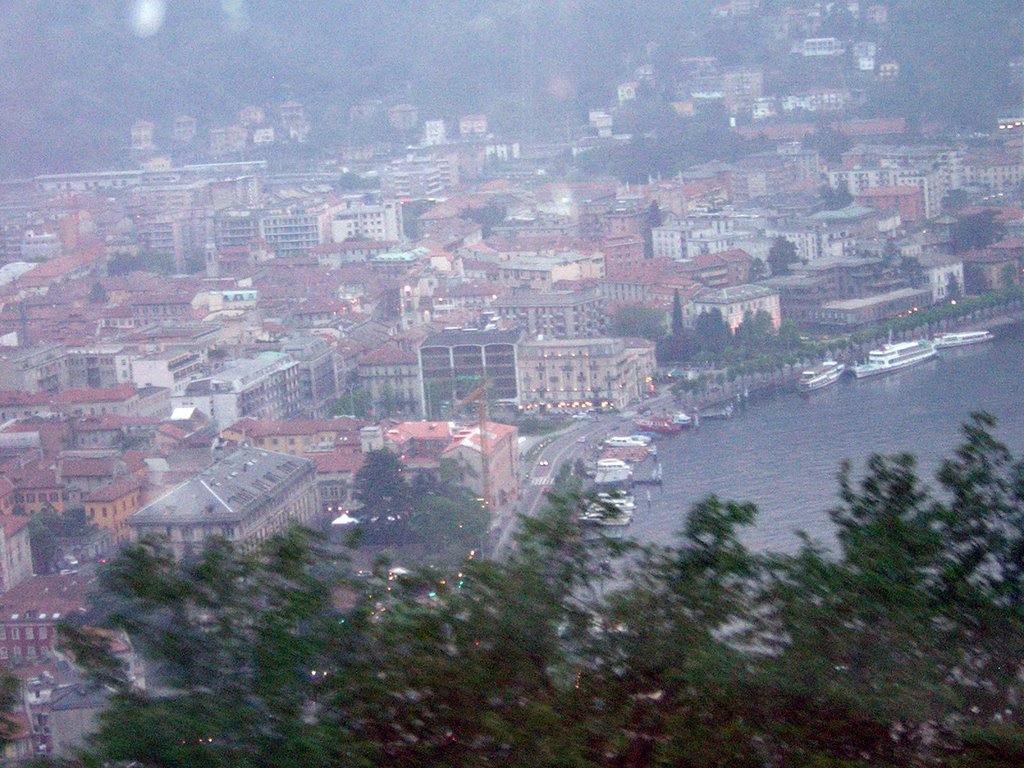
[489,389,677,559]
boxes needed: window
[26,646,35,658]
[10,628,19,640]
[0,648,6,660]
[37,627,46,640]
[24,627,33,640]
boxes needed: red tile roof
[84,475,142,503]
[52,385,136,404]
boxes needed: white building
[330,197,404,243]
[918,253,965,303]
[423,119,448,147]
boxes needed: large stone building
[691,285,782,332]
[493,288,606,339]
[516,337,656,411]
[127,448,320,558]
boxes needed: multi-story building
[129,349,208,393]
[381,155,457,198]
[173,353,302,427]
[84,476,143,546]
[419,329,523,416]
[127,448,320,559]
[65,345,133,389]
[805,287,934,329]
[691,285,782,332]
[130,120,155,151]
[494,288,606,338]
[214,208,262,249]
[330,197,404,243]
[220,417,364,456]
[282,336,340,417]
[495,252,605,290]
[259,208,322,256]
[0,572,93,662]
[356,344,423,416]
[0,345,69,393]
[459,114,488,138]
[516,337,656,411]
[0,515,33,593]
[828,164,946,220]
[172,115,198,143]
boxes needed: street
[488,389,677,558]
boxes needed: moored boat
[634,417,683,435]
[933,330,993,349]
[852,339,937,379]
[798,360,846,392]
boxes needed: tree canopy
[53,414,1024,767]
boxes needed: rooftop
[694,284,779,303]
[422,328,523,348]
[129,448,314,526]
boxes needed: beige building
[691,285,782,332]
[494,288,606,339]
[127,448,320,559]
[517,337,656,410]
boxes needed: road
[488,389,677,559]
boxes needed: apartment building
[516,337,656,411]
[494,288,606,339]
[173,353,302,427]
[330,197,404,243]
[127,448,320,559]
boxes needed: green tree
[819,183,853,211]
[28,511,61,574]
[88,281,108,304]
[353,449,411,521]
[899,255,925,287]
[670,288,684,339]
[62,531,355,768]
[749,257,767,281]
[60,415,1024,767]
[693,308,731,355]
[946,272,962,299]
[951,209,1007,254]
[734,309,775,350]
[768,236,799,276]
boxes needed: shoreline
[675,308,1024,414]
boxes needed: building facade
[127,448,320,559]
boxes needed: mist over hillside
[0,0,1019,175]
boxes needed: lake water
[635,324,1024,554]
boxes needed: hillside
[0,0,1019,176]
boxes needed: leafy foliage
[768,236,799,276]
[60,414,1024,767]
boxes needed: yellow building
[85,476,143,544]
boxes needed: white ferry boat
[932,330,993,349]
[852,340,937,379]
[604,435,651,448]
[798,360,846,392]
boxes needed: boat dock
[632,456,663,485]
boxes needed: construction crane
[453,379,492,510]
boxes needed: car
[538,459,550,467]
[576,437,587,444]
